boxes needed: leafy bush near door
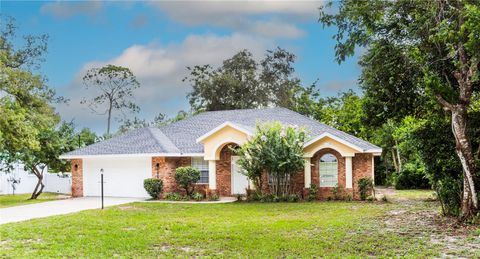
[235,122,306,200]
[143,178,163,199]
[174,166,201,196]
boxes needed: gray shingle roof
[62,107,381,157]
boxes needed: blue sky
[2,1,361,134]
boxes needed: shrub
[345,193,352,201]
[308,184,318,201]
[434,177,462,216]
[236,122,306,197]
[235,193,244,201]
[287,194,300,202]
[192,192,204,201]
[165,192,183,201]
[358,177,374,201]
[381,195,389,202]
[143,178,163,199]
[366,196,376,202]
[260,193,275,202]
[395,163,430,190]
[175,166,200,196]
[331,184,343,200]
[208,193,219,201]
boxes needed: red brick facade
[352,153,374,200]
[307,148,373,200]
[151,156,208,196]
[150,147,372,199]
[215,144,238,196]
[71,159,83,197]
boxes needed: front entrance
[231,156,249,195]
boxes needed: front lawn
[1,195,478,258]
[0,193,67,208]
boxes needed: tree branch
[436,94,453,111]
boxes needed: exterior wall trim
[60,153,204,159]
[196,121,253,143]
[304,132,363,152]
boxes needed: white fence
[0,163,71,195]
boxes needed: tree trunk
[29,165,45,200]
[107,104,113,135]
[451,106,478,219]
[391,149,399,174]
[394,140,402,172]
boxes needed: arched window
[319,154,338,187]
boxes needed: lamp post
[100,168,104,209]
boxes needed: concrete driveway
[0,197,144,225]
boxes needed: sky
[2,1,361,134]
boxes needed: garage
[83,157,151,198]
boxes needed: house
[60,108,381,199]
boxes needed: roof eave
[59,152,205,159]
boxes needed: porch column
[304,158,311,188]
[208,160,217,190]
[345,156,353,189]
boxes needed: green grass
[0,193,67,208]
[0,201,450,258]
[391,189,436,200]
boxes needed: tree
[78,127,97,147]
[319,0,480,219]
[174,167,200,196]
[237,122,306,197]
[184,48,304,112]
[82,65,140,135]
[0,17,66,199]
[18,122,78,199]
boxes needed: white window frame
[192,157,209,184]
[319,154,338,187]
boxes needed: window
[319,154,338,187]
[192,157,209,184]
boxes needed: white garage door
[83,157,151,198]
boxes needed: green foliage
[234,193,244,202]
[236,122,306,197]
[191,192,204,201]
[287,194,300,202]
[82,64,140,134]
[319,0,480,218]
[434,177,462,216]
[143,178,163,199]
[331,184,343,200]
[308,183,319,201]
[0,19,82,199]
[208,193,219,201]
[174,167,201,196]
[164,192,185,201]
[184,48,305,112]
[395,163,430,190]
[358,177,374,201]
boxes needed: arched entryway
[215,143,248,196]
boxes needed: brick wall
[216,144,238,196]
[71,159,83,197]
[352,153,374,200]
[311,148,347,200]
[152,156,208,196]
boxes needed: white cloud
[40,1,103,18]
[57,33,271,133]
[150,1,322,39]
